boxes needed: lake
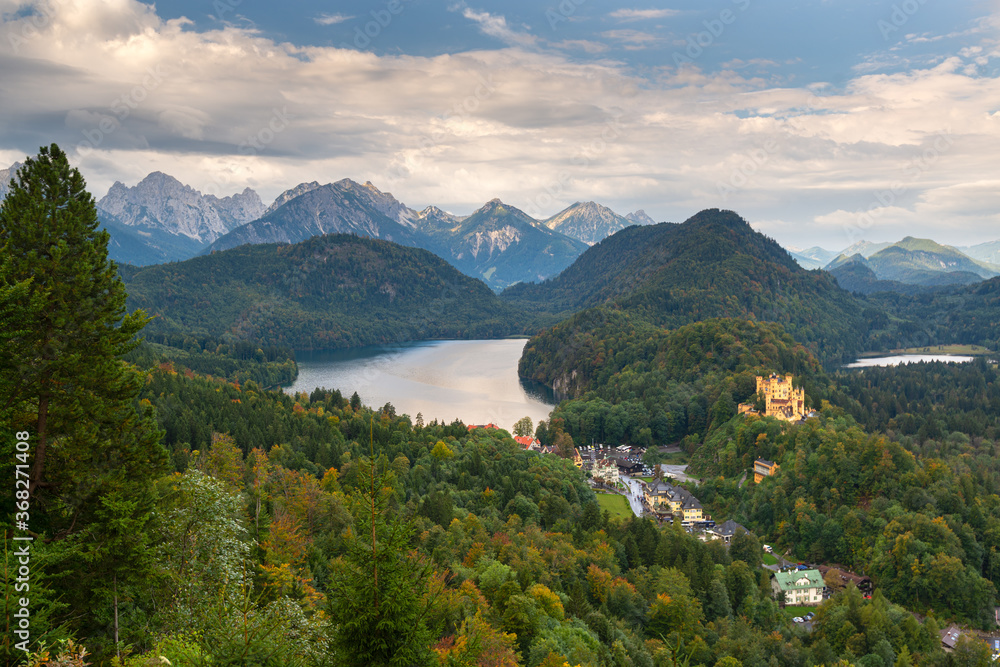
[846,354,976,368]
[285,339,556,433]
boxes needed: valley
[5,154,1000,667]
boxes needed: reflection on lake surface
[286,339,556,433]
[846,354,975,368]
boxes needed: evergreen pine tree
[0,144,167,654]
[327,436,434,666]
[0,144,165,518]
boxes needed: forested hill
[502,209,871,363]
[520,312,821,446]
[122,233,528,350]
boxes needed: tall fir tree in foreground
[0,144,167,658]
[327,433,435,666]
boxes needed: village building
[940,625,963,651]
[644,479,704,524]
[738,373,806,422]
[617,460,644,476]
[754,458,780,484]
[816,565,873,596]
[468,422,500,431]
[706,519,748,545]
[514,436,541,451]
[772,569,825,606]
[593,458,620,487]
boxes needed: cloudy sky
[1,0,998,250]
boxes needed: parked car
[796,564,809,570]
[793,617,803,623]
[804,612,814,621]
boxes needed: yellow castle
[738,373,806,422]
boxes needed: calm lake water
[846,354,975,368]
[286,339,556,433]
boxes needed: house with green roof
[772,569,824,606]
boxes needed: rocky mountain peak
[97,171,264,244]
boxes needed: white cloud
[2,1,1000,248]
[608,9,681,21]
[313,13,354,26]
[456,6,537,48]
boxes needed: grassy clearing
[660,451,690,465]
[596,493,634,520]
[762,553,778,566]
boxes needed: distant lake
[286,339,556,433]
[846,354,976,368]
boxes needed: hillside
[517,308,821,446]
[827,258,928,295]
[503,209,871,362]
[123,233,527,350]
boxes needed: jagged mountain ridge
[542,201,634,246]
[417,198,590,290]
[97,171,264,245]
[206,180,590,291]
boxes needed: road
[619,474,647,517]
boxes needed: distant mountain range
[787,236,1000,293]
[98,171,265,244]
[7,159,998,297]
[823,237,999,290]
[0,163,655,291]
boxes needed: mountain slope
[542,201,633,245]
[124,234,526,350]
[98,171,264,245]
[99,211,205,266]
[0,161,23,201]
[788,245,837,270]
[502,209,872,362]
[203,179,424,253]
[862,237,996,285]
[420,199,588,291]
[827,257,929,295]
[958,239,1000,265]
[625,210,657,225]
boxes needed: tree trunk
[114,573,120,660]
[29,391,48,495]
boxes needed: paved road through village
[619,474,646,517]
